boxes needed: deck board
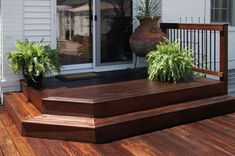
[1,106,235,156]
[0,110,36,156]
[0,113,20,156]
[35,77,223,101]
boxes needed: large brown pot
[129,16,166,57]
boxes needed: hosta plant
[8,40,60,87]
[147,40,194,83]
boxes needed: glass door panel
[57,0,93,65]
[99,0,133,64]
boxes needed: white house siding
[0,0,52,94]
[0,0,24,93]
[228,28,235,69]
[24,0,52,45]
[162,0,235,70]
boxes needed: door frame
[51,0,135,75]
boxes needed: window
[211,0,232,24]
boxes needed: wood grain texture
[21,77,226,117]
[160,23,228,31]
[20,95,235,143]
[1,107,235,156]
[0,110,36,156]
[5,69,233,143]
[0,114,20,156]
[193,68,223,77]
[0,148,3,156]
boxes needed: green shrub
[8,40,60,82]
[147,40,194,83]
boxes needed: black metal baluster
[214,31,216,71]
[170,29,173,42]
[205,30,208,70]
[174,29,176,42]
[194,29,196,65]
[186,29,189,49]
[180,29,183,50]
[202,30,204,69]
[167,29,169,41]
[176,29,179,41]
[183,29,185,49]
[190,30,193,50]
[197,30,200,68]
[210,30,212,70]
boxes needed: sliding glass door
[96,0,133,65]
[56,0,133,71]
[57,0,93,66]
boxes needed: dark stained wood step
[21,95,235,143]
[1,106,235,155]
[22,78,226,117]
[4,93,41,132]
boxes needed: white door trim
[51,0,56,49]
[51,0,93,73]
[51,0,136,75]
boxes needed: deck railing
[160,23,229,94]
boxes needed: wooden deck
[0,106,234,156]
[4,68,235,143]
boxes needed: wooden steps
[21,78,225,117]
[5,92,235,143]
[4,93,41,133]
[4,68,235,143]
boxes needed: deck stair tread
[21,78,226,118]
[23,114,95,128]
[4,74,235,143]
[23,95,235,128]
[39,78,222,102]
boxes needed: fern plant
[8,40,60,86]
[147,40,194,83]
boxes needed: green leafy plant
[8,40,60,85]
[147,40,194,83]
[134,0,161,17]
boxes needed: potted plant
[129,0,166,57]
[8,40,60,88]
[147,40,194,83]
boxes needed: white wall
[24,0,52,45]
[162,0,210,23]
[1,0,24,93]
[162,0,235,69]
[0,0,52,93]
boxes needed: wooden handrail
[192,68,223,77]
[160,23,229,31]
[160,23,229,94]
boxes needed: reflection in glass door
[57,0,92,65]
[98,0,133,64]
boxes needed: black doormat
[56,72,102,82]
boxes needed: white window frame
[211,0,232,24]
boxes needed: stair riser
[43,83,225,118]
[5,99,22,132]
[96,100,234,143]
[21,124,96,142]
[21,82,43,112]
[21,100,235,143]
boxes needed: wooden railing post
[220,24,229,94]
